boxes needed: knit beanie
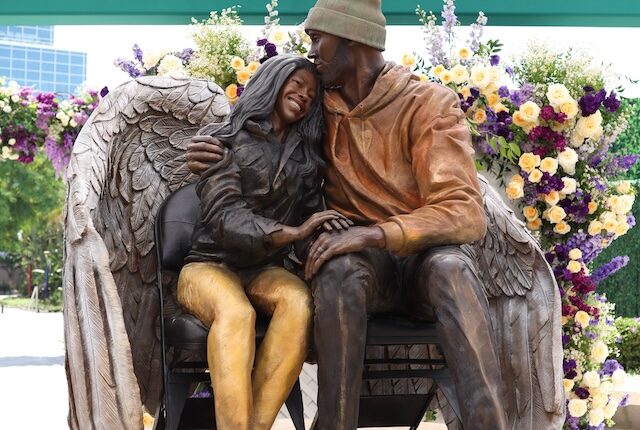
[305,0,386,51]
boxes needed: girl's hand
[298,210,353,240]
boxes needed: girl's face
[273,68,318,126]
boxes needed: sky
[51,25,640,98]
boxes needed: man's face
[306,30,352,88]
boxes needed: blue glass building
[0,26,86,95]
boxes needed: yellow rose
[523,206,538,221]
[433,64,446,77]
[528,169,543,183]
[566,261,581,274]
[582,370,601,388]
[616,180,632,194]
[592,393,609,410]
[506,182,524,200]
[230,56,245,71]
[575,110,603,140]
[458,47,471,60]
[511,174,525,186]
[588,408,605,426]
[590,341,609,363]
[544,190,561,206]
[485,93,500,107]
[588,201,598,214]
[493,102,508,113]
[527,218,542,230]
[512,111,529,129]
[614,221,630,237]
[539,157,558,175]
[546,83,571,107]
[574,310,590,326]
[568,248,582,260]
[619,194,635,214]
[559,99,579,119]
[519,101,541,123]
[518,152,541,173]
[246,61,261,75]
[563,378,575,392]
[450,64,470,85]
[439,70,453,85]
[554,222,571,235]
[473,109,487,124]
[568,399,587,418]
[459,86,471,99]
[236,68,252,85]
[417,73,429,82]
[225,84,238,101]
[401,53,416,68]
[588,220,603,236]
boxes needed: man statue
[187,1,561,429]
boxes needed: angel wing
[462,174,565,429]
[63,76,230,429]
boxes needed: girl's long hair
[203,54,325,172]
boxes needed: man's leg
[311,250,397,430]
[409,246,507,430]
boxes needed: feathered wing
[463,174,565,429]
[63,77,229,430]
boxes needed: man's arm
[186,135,226,174]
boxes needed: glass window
[70,65,84,75]
[42,51,54,63]
[26,61,39,71]
[40,82,54,92]
[26,50,40,61]
[0,45,9,57]
[11,46,25,59]
[55,52,69,64]
[55,73,67,83]
[11,59,25,70]
[41,72,54,82]
[26,70,39,81]
[41,62,54,73]
[55,62,69,74]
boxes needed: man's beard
[319,39,350,88]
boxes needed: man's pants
[311,245,508,430]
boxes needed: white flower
[56,111,70,127]
[10,94,19,103]
[611,368,626,388]
[157,54,185,77]
[143,50,162,69]
[560,177,577,195]
[469,65,492,89]
[604,398,619,419]
[1,146,18,160]
[592,392,608,409]
[582,370,601,388]
[268,27,288,46]
[568,399,587,417]
[574,110,603,141]
[2,105,11,113]
[563,378,575,392]
[519,101,541,123]
[557,148,578,175]
[588,408,605,426]
[574,310,590,326]
[616,180,632,194]
[546,83,571,107]
[450,64,469,85]
[590,341,609,363]
[8,138,16,146]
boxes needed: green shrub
[615,317,640,373]
[611,98,640,180]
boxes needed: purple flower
[620,394,630,407]
[237,85,245,97]
[264,42,278,57]
[505,65,514,76]
[132,43,143,63]
[100,86,109,97]
[114,58,142,78]
[603,91,621,112]
[498,85,509,98]
[470,87,480,98]
[257,38,268,46]
[592,256,629,283]
[579,88,606,116]
[574,387,590,399]
[178,48,194,64]
[489,54,500,66]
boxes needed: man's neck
[338,53,386,110]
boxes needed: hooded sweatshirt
[322,63,487,256]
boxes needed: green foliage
[0,154,65,294]
[594,184,640,317]
[611,98,640,180]
[615,317,640,372]
[186,7,251,89]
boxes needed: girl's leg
[245,267,313,430]
[177,262,256,430]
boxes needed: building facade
[0,25,86,95]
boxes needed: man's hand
[304,226,386,280]
[301,210,353,238]
[186,135,225,174]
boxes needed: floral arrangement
[404,1,636,428]
[0,76,106,173]
[114,44,194,79]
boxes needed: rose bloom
[546,83,571,107]
[247,61,261,75]
[142,50,162,69]
[588,220,603,236]
[225,84,238,102]
[588,408,605,426]
[511,174,525,186]
[485,93,500,107]
[459,86,471,99]
[582,370,601,388]
[473,109,487,123]
[563,378,575,392]
[450,64,469,85]
[554,221,571,235]
[568,399,588,418]
[575,110,603,140]
[522,206,538,221]
[439,70,453,85]
[518,152,541,173]
[519,101,541,123]
[493,102,508,113]
[604,398,619,419]
[527,218,542,230]
[528,169,543,183]
[416,73,428,82]
[458,47,471,60]
[544,190,561,206]
[539,157,559,175]
[568,248,583,260]
[433,64,446,77]
[567,260,581,273]
[469,65,492,89]
[588,201,598,214]
[592,393,609,410]
[506,181,524,200]
[614,221,630,237]
[157,55,184,77]
[559,99,579,119]
[591,341,609,363]
[401,53,416,68]
[560,177,577,195]
[600,211,617,224]
[612,368,627,388]
[230,56,246,71]
[616,180,632,194]
[574,310,590,326]
[268,27,288,46]
[237,68,252,85]
[619,194,635,214]
[512,111,529,129]
[557,148,578,175]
